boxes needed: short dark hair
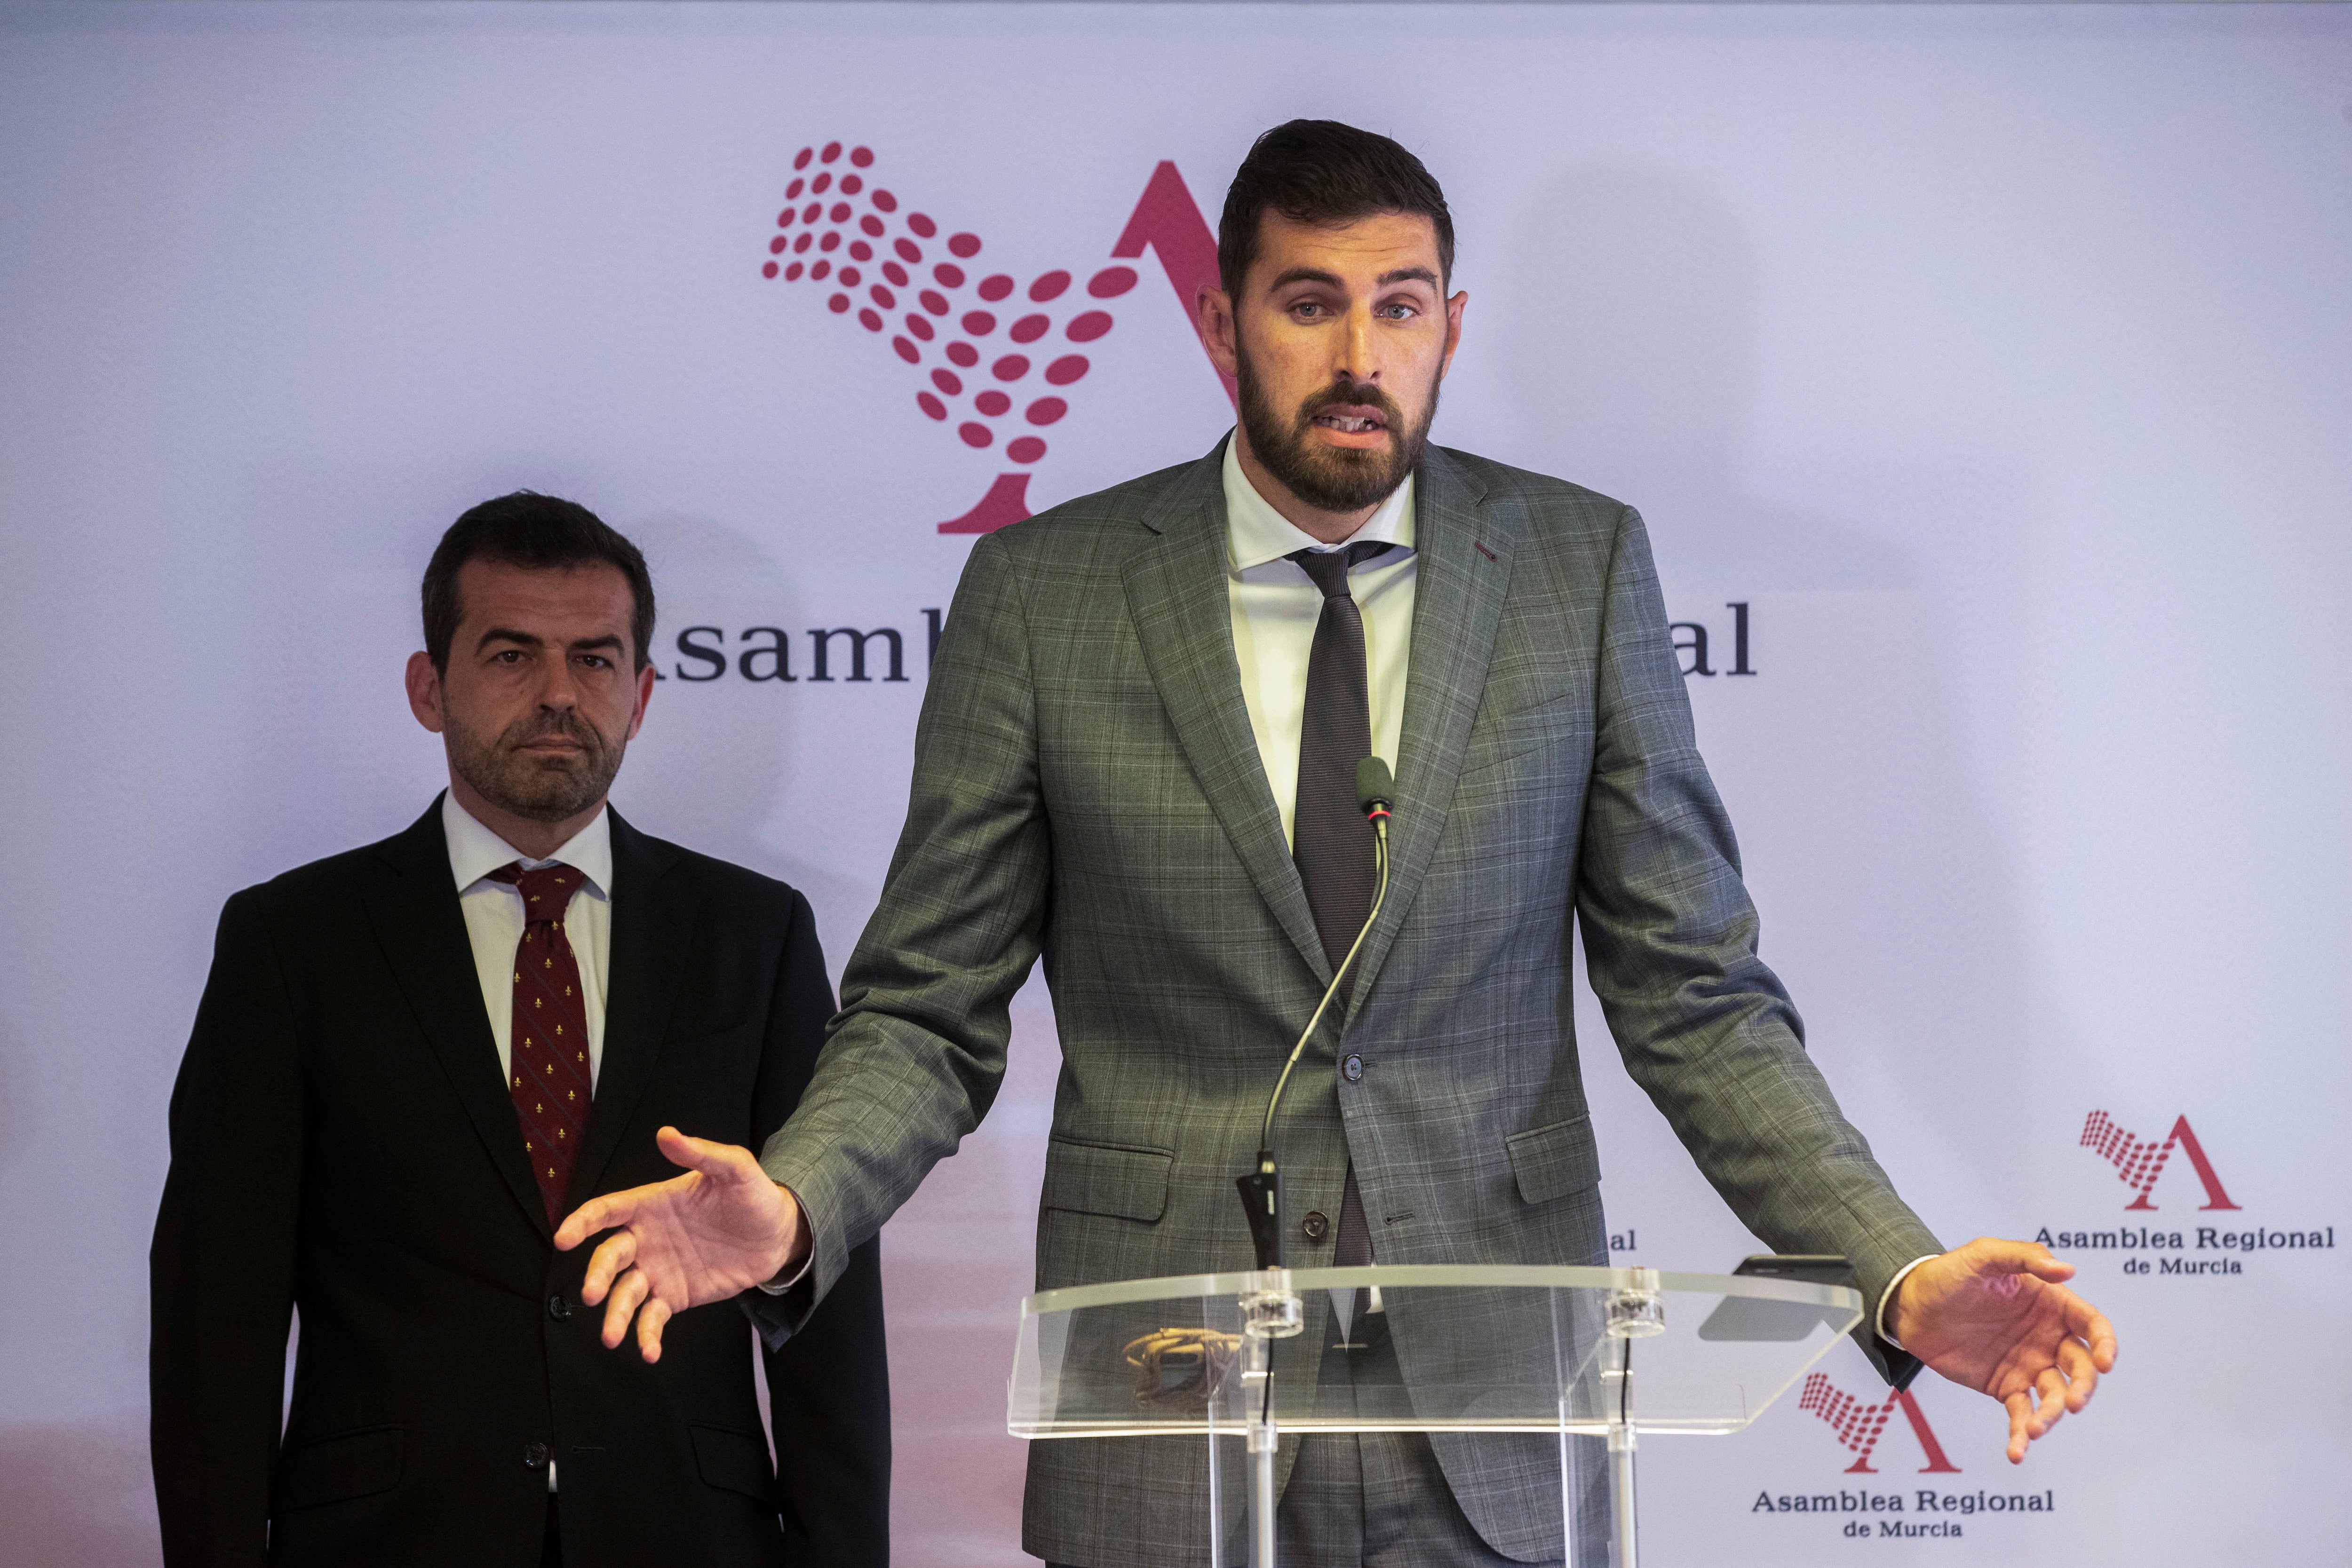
[1217,119,1454,299]
[421,491,655,673]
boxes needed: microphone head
[1355,756,1395,815]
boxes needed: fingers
[578,1229,636,1307]
[2067,1297,2119,1372]
[636,1296,673,1364]
[654,1125,763,1184]
[2002,1351,2090,1464]
[602,1266,652,1350]
[2047,1284,2119,1372]
[2002,1383,2057,1464]
[2002,1390,2034,1464]
[554,1188,636,1251]
[2030,1365,2068,1437]
[2056,1333,2101,1412]
[1968,1235,2075,1283]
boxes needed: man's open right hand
[554,1126,810,1362]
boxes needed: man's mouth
[1309,404,1390,439]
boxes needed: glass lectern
[1008,1264,1862,1568]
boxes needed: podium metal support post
[1608,1421,1638,1568]
[1605,1269,1664,1568]
[1240,1272,1302,1568]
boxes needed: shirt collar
[1222,431,1416,573]
[443,791,613,900]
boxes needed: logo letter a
[1895,1391,1961,1474]
[1112,162,1239,409]
[2167,1116,2241,1211]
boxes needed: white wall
[1,2,2346,1561]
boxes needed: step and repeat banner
[2,2,2347,1563]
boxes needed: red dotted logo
[2080,1111,2240,1212]
[1800,1374,1961,1474]
[760,144,1232,534]
[763,140,1140,528]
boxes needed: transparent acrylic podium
[1008,1264,1861,1568]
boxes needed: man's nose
[1335,305,1378,384]
[531,660,582,709]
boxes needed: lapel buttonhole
[1474,540,1497,562]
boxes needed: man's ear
[1198,284,1240,381]
[406,650,447,735]
[1440,289,1468,380]
[626,659,655,742]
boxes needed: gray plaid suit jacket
[758,438,1942,1565]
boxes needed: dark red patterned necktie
[488,862,594,1225]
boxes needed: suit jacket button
[524,1442,549,1469]
[548,1293,571,1321]
[1301,1211,1330,1242]
[1342,1054,1364,1083]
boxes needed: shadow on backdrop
[1510,162,2086,1199]
[1506,160,1907,590]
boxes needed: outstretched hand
[1888,1237,2118,1463]
[554,1126,806,1362]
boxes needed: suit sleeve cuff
[1875,1253,1939,1348]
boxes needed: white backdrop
[2,2,2348,1563]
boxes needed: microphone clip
[1236,1151,1285,1270]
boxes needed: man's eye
[579,655,610,669]
[1293,301,1324,318]
[494,650,524,664]
[1379,303,1417,320]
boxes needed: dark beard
[446,707,624,824]
[1235,348,1439,515]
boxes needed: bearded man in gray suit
[555,121,2117,1566]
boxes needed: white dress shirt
[443,793,613,1489]
[1223,435,1417,847]
[444,792,612,1092]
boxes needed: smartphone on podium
[1699,1253,1922,1391]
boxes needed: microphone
[1355,756,1394,824]
[1237,757,1396,1271]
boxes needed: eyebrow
[1264,264,1442,293]
[475,628,627,654]
[1265,266,1346,292]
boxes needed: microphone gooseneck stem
[1259,821,1389,1153]
[1238,757,1396,1272]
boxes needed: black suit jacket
[150,800,890,1568]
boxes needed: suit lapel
[569,807,694,1206]
[1347,445,1514,1014]
[1123,444,1332,985]
[366,800,552,1238]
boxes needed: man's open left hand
[1888,1236,2118,1463]
[553,1126,804,1362]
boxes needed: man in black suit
[150,492,890,1567]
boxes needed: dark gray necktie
[1286,539,1393,1280]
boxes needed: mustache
[1296,380,1404,428]
[496,710,604,753]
